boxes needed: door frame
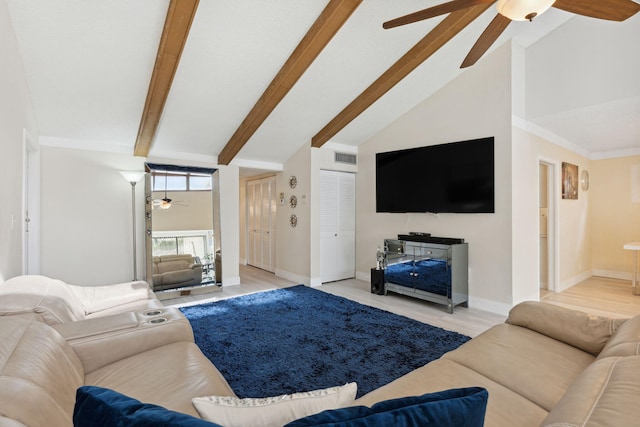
[245,175,277,272]
[539,158,559,292]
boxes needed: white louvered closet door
[320,170,355,283]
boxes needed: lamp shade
[119,170,146,184]
[496,0,555,21]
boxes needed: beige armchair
[152,254,202,291]
[0,275,162,325]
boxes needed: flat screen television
[376,137,495,213]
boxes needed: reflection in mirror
[144,163,220,294]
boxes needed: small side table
[623,242,640,295]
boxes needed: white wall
[40,145,145,285]
[276,144,312,284]
[273,143,359,286]
[591,155,640,279]
[524,15,639,154]
[217,164,240,286]
[526,16,639,120]
[0,0,38,282]
[34,146,246,288]
[512,128,591,292]
[355,42,514,314]
[150,190,213,231]
[510,41,539,304]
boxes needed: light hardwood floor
[161,265,640,338]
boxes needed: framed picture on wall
[562,162,579,200]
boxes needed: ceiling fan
[383,0,640,68]
[152,173,187,210]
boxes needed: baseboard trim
[469,297,512,317]
[221,276,241,286]
[558,271,593,292]
[275,268,309,286]
[355,271,371,282]
[592,269,633,281]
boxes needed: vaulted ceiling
[6,0,639,171]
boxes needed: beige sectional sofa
[152,254,203,291]
[357,301,640,426]
[0,310,235,426]
[2,275,640,426]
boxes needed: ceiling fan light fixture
[496,0,556,21]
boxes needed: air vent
[335,152,357,165]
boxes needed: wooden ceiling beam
[312,3,492,148]
[217,0,363,166]
[134,0,199,157]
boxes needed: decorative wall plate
[581,169,590,191]
[289,195,297,208]
[290,214,298,228]
[289,175,297,189]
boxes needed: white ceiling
[6,0,640,171]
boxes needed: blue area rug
[180,285,470,399]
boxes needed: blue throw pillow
[73,386,223,427]
[284,387,488,427]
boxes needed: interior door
[247,176,276,272]
[247,180,261,268]
[320,170,355,283]
[259,179,271,271]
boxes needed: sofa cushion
[0,316,84,427]
[541,356,640,426]
[84,297,165,320]
[355,358,548,427]
[162,269,196,284]
[0,275,85,323]
[56,308,195,374]
[507,301,623,356]
[597,315,640,359]
[157,260,190,274]
[74,386,222,427]
[68,281,153,315]
[443,323,595,411]
[84,341,235,417]
[192,383,357,427]
[285,387,488,427]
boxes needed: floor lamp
[119,171,146,280]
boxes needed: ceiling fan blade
[553,0,640,21]
[461,13,511,68]
[383,0,495,29]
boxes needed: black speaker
[370,268,385,295]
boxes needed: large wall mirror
[144,163,221,294]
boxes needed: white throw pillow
[192,382,357,427]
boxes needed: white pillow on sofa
[192,382,357,427]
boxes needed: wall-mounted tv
[376,137,495,214]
